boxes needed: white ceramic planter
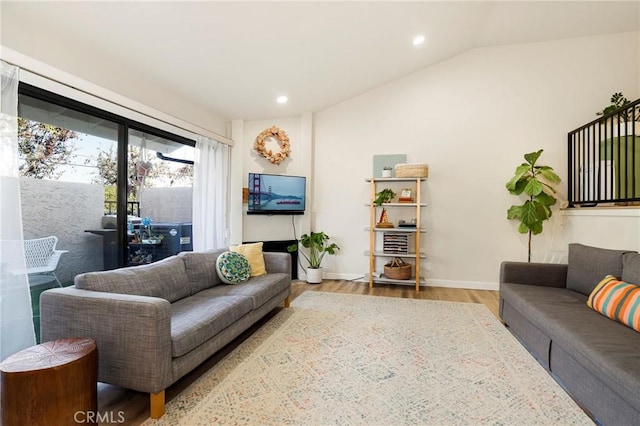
[306,268,323,284]
[382,169,392,178]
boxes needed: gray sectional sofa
[40,248,292,419]
[500,243,640,426]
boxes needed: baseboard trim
[327,273,498,291]
[426,279,499,291]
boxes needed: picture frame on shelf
[399,188,413,203]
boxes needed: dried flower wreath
[254,126,291,165]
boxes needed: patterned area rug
[143,292,592,425]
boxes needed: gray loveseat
[500,243,640,425]
[40,248,292,419]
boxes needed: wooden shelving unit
[365,177,426,291]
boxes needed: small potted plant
[596,92,635,123]
[382,166,393,178]
[287,231,340,283]
[374,188,396,228]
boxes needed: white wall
[313,32,640,289]
[232,115,314,277]
[558,209,640,256]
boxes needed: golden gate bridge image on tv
[248,173,305,213]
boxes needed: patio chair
[23,236,68,287]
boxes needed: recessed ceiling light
[276,95,288,104]
[412,35,426,46]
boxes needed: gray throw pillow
[621,252,640,284]
[566,243,631,296]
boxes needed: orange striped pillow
[587,275,640,332]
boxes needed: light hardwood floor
[97,280,500,425]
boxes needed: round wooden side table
[0,337,97,426]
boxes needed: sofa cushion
[74,255,190,302]
[229,242,267,276]
[170,295,253,357]
[588,275,640,332]
[216,251,251,284]
[622,252,640,284]
[178,249,225,294]
[203,272,290,310]
[566,244,629,296]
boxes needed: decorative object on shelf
[398,188,413,203]
[397,219,417,228]
[383,232,412,254]
[287,231,340,284]
[384,257,412,280]
[373,154,406,178]
[506,149,560,263]
[254,126,291,165]
[374,188,396,228]
[382,166,392,178]
[395,163,429,178]
[377,210,394,228]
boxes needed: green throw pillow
[215,251,251,284]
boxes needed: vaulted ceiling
[2,1,639,121]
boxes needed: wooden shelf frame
[367,177,426,291]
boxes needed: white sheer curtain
[0,60,36,360]
[192,135,230,251]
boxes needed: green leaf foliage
[287,231,340,269]
[524,178,543,196]
[538,167,561,184]
[536,191,557,208]
[506,176,528,195]
[374,188,396,206]
[506,149,561,260]
[524,150,542,166]
[596,92,630,116]
[506,205,521,220]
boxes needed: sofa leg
[150,390,165,419]
[284,295,291,308]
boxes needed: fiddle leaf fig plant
[506,149,561,262]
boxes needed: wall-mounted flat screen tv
[247,173,306,215]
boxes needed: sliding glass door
[126,129,194,266]
[18,92,120,282]
[17,85,195,280]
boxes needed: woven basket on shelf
[384,257,412,280]
[395,163,429,178]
